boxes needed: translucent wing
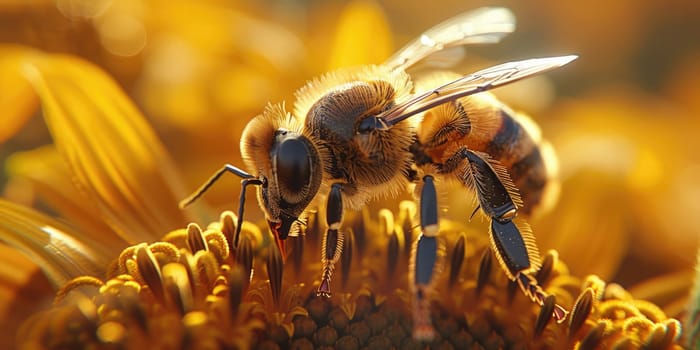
[377,55,578,127]
[383,7,516,72]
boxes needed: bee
[180,7,576,340]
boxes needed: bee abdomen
[416,93,557,216]
[468,105,554,216]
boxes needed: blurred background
[1,0,699,321]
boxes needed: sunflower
[0,1,697,349]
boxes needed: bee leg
[461,149,568,323]
[410,175,441,340]
[490,219,568,323]
[178,164,261,249]
[317,183,345,298]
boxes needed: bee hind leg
[410,175,443,341]
[460,148,568,323]
[316,183,345,298]
[490,219,568,323]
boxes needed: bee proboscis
[181,7,576,340]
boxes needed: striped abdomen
[415,92,558,216]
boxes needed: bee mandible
[180,7,576,340]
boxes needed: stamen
[186,223,208,253]
[387,230,399,280]
[148,242,181,263]
[162,263,194,314]
[535,250,557,286]
[534,294,556,337]
[399,201,416,257]
[135,245,164,301]
[448,235,465,288]
[599,300,640,320]
[54,276,104,305]
[227,265,246,316]
[202,229,230,262]
[622,316,655,335]
[177,253,199,299]
[583,275,606,301]
[219,211,238,253]
[306,211,321,246]
[236,234,254,283]
[569,288,594,336]
[378,209,395,237]
[267,239,284,305]
[663,319,682,345]
[290,235,305,276]
[117,246,137,274]
[632,299,668,323]
[194,251,219,290]
[476,249,492,295]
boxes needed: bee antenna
[179,164,255,208]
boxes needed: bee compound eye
[274,137,313,203]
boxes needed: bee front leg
[317,183,345,298]
[459,148,568,323]
[410,175,442,341]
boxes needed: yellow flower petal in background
[4,146,126,251]
[19,51,195,242]
[0,199,111,287]
[0,46,38,142]
[326,0,393,69]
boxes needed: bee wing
[377,55,578,128]
[383,7,516,72]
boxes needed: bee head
[266,129,321,237]
[241,104,322,248]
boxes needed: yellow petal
[5,145,127,252]
[0,199,112,287]
[327,0,393,69]
[20,53,193,242]
[0,46,38,142]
